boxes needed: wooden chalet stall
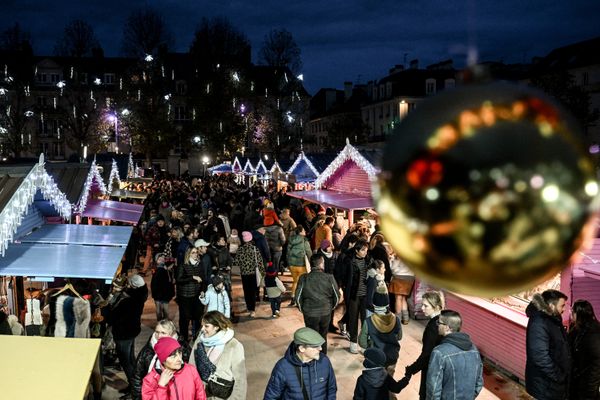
[208,162,233,176]
[287,140,380,227]
[285,151,336,191]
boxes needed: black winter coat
[406,315,442,400]
[353,367,389,400]
[525,295,571,400]
[151,266,175,302]
[130,336,191,400]
[108,285,148,340]
[569,322,600,399]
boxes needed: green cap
[293,327,325,347]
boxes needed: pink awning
[287,189,373,211]
[82,199,144,224]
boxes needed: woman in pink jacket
[142,337,207,400]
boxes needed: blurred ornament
[375,82,599,296]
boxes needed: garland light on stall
[0,154,71,256]
[243,159,256,175]
[315,138,378,189]
[287,151,320,178]
[107,159,122,194]
[77,158,107,213]
[270,160,282,174]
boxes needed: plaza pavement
[103,268,531,399]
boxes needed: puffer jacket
[234,242,264,276]
[131,336,191,400]
[264,342,337,400]
[141,363,207,400]
[287,234,312,266]
[176,260,204,298]
[353,367,389,400]
[265,224,286,252]
[426,332,483,400]
[199,284,230,318]
[525,294,571,400]
[295,269,339,317]
[108,285,148,340]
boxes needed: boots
[401,310,410,325]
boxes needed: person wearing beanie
[264,262,287,318]
[199,275,230,318]
[359,285,402,378]
[131,320,191,400]
[365,260,387,318]
[264,327,337,400]
[353,348,409,400]
[141,336,207,400]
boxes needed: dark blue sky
[3,0,600,94]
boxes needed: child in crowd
[366,259,387,318]
[354,348,409,399]
[264,262,286,318]
[263,200,282,227]
[228,228,241,256]
[199,275,230,318]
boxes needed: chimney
[344,81,352,101]
[410,59,419,69]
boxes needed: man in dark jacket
[150,253,175,321]
[525,290,571,400]
[426,310,483,400]
[295,254,340,354]
[264,327,337,400]
[106,275,148,397]
[265,223,286,274]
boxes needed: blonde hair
[423,291,445,311]
[156,319,177,336]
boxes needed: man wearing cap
[295,254,339,354]
[264,327,337,400]
[426,310,483,400]
[142,336,207,400]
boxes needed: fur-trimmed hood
[526,293,553,318]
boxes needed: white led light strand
[77,159,107,213]
[127,153,135,178]
[243,159,256,175]
[107,159,122,194]
[315,138,379,189]
[0,154,71,256]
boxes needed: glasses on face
[190,251,198,254]
[436,320,447,326]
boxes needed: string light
[0,154,71,256]
[127,153,135,178]
[107,159,122,194]
[287,151,320,178]
[315,138,379,189]
[77,158,107,213]
[243,159,256,175]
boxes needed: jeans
[155,300,170,321]
[303,314,331,354]
[269,296,281,315]
[347,295,367,342]
[115,338,136,385]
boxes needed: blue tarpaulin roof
[20,225,132,247]
[0,242,126,280]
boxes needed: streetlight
[202,155,210,177]
[108,113,119,154]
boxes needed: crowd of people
[97,173,599,400]
[3,173,596,399]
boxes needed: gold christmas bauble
[375,82,599,296]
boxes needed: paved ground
[102,269,532,399]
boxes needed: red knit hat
[154,337,181,363]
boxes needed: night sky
[3,0,600,94]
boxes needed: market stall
[81,199,144,225]
[284,151,336,191]
[208,162,233,176]
[287,139,380,226]
[0,335,101,400]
